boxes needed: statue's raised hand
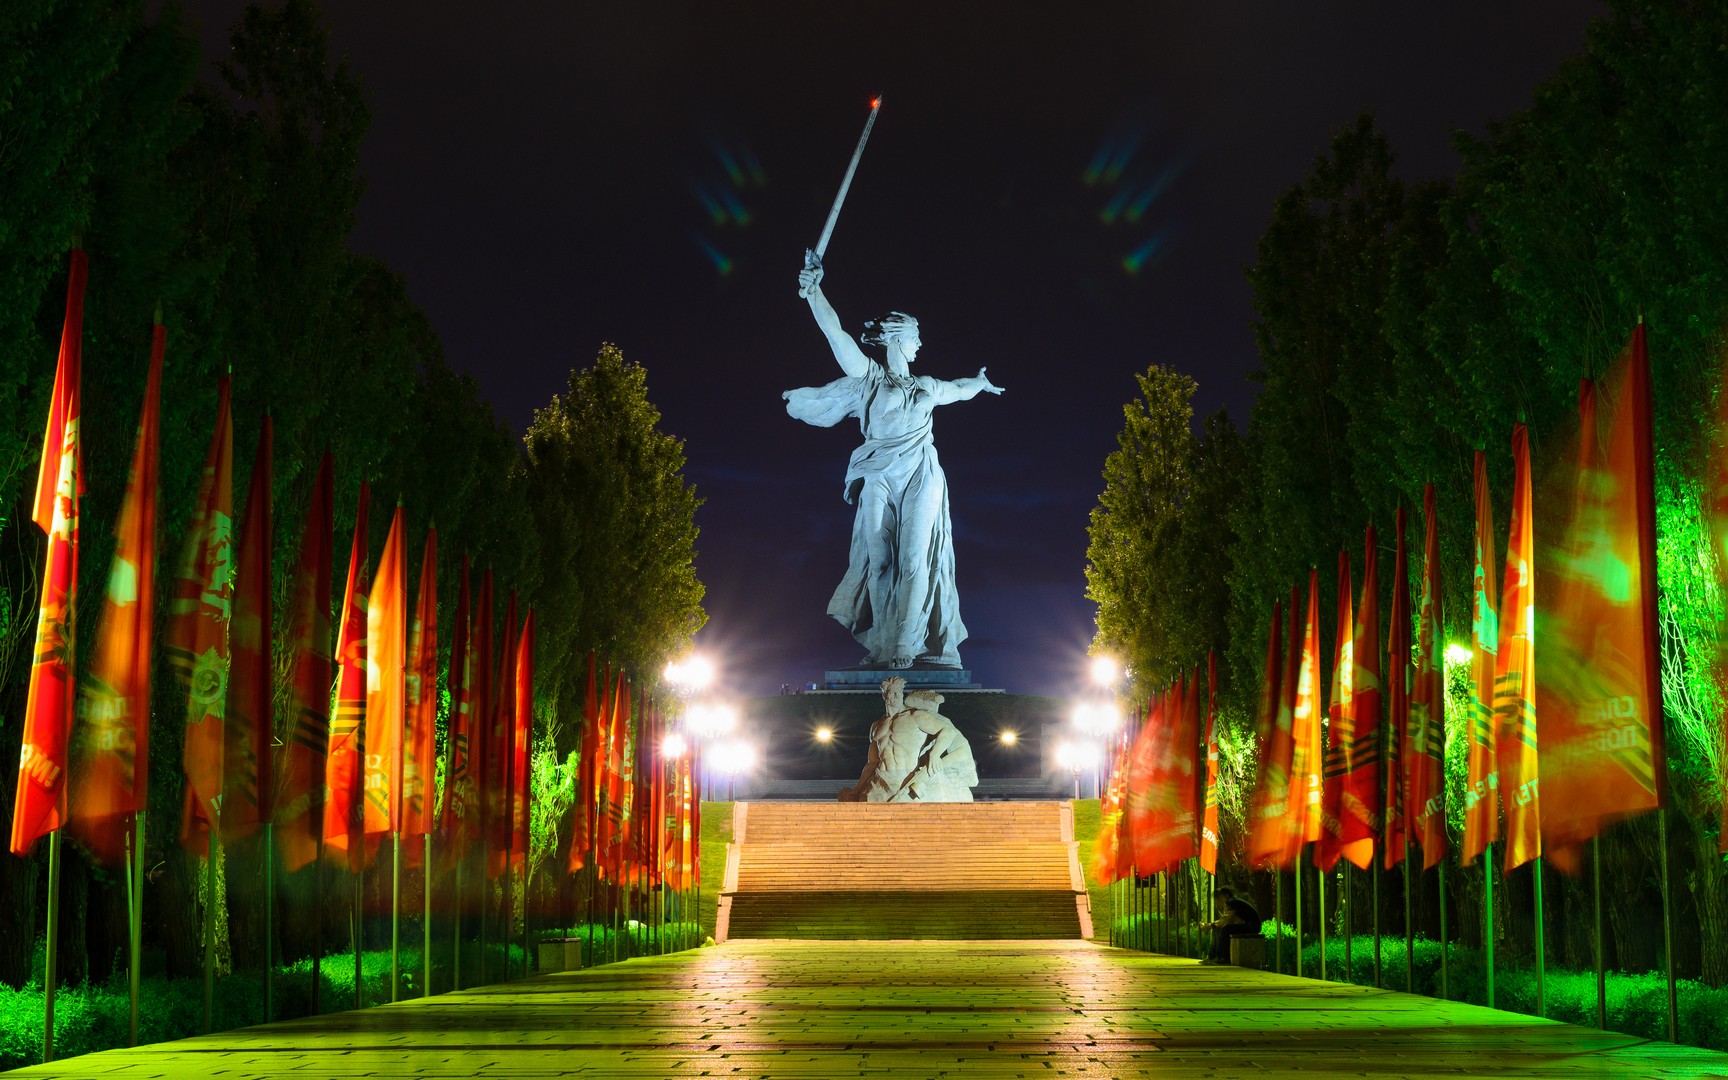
[799,253,824,298]
[976,367,1005,395]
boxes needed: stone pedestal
[821,665,983,692]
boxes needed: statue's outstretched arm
[929,366,1006,405]
[799,261,870,378]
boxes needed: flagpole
[391,832,401,1002]
[1317,863,1327,981]
[451,855,463,990]
[1372,859,1381,988]
[312,839,323,1013]
[423,834,431,997]
[1482,843,1495,1009]
[1591,835,1605,1027]
[352,864,362,1010]
[1532,856,1545,1017]
[1657,809,1678,1042]
[1403,846,1413,994]
[204,833,217,1033]
[1273,872,1282,973]
[43,829,63,1062]
[1438,857,1449,1000]
[129,814,143,1046]
[264,823,275,1022]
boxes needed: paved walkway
[15,941,1728,1078]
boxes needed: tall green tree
[522,344,706,752]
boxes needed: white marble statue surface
[840,677,979,803]
[785,259,1002,670]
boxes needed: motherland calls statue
[784,258,1003,669]
[840,676,979,803]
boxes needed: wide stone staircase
[717,801,1092,941]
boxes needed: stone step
[725,890,1084,940]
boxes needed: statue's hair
[860,311,919,349]
[880,675,907,711]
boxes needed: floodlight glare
[1071,701,1121,738]
[814,726,833,743]
[662,733,688,759]
[665,654,716,691]
[999,730,1018,746]
[1089,655,1120,687]
[1444,642,1473,665]
[712,739,756,776]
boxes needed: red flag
[487,596,518,878]
[170,378,233,852]
[275,453,333,872]
[69,319,161,864]
[1318,551,1355,872]
[223,416,273,841]
[1092,734,1130,886]
[510,607,535,874]
[1291,571,1325,856]
[599,670,632,879]
[469,571,495,865]
[322,484,370,867]
[1246,598,1289,869]
[1127,671,1198,877]
[568,651,601,872]
[14,249,86,857]
[1199,652,1220,874]
[1383,506,1410,871]
[1123,690,1162,875]
[1542,329,1665,869]
[439,557,476,856]
[1463,451,1501,867]
[1408,484,1449,869]
[633,693,657,883]
[1496,424,1541,872]
[362,506,408,842]
[1345,526,1384,868]
[403,529,439,853]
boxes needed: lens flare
[695,236,734,276]
[1121,230,1168,276]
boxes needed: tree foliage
[1094,0,1728,990]
[0,0,704,996]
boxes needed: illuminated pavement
[15,940,1728,1078]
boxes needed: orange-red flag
[1542,329,1666,870]
[1122,689,1162,874]
[1496,424,1541,872]
[1318,551,1355,872]
[487,596,518,877]
[1463,451,1501,867]
[362,506,408,842]
[1290,571,1325,859]
[1408,484,1448,869]
[1129,671,1199,877]
[14,249,86,857]
[275,453,333,872]
[1383,506,1410,871]
[403,529,438,853]
[1345,525,1384,868]
[1246,597,1289,869]
[439,558,476,856]
[599,670,632,878]
[322,484,370,867]
[223,416,273,842]
[1092,734,1130,886]
[70,318,161,865]
[469,571,495,864]
[632,692,657,884]
[1199,652,1221,875]
[568,651,601,872]
[510,607,535,874]
[170,378,233,852]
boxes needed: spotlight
[662,733,687,759]
[1444,643,1473,665]
[999,730,1018,746]
[1089,655,1120,687]
[814,726,833,743]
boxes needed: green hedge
[1109,929,1728,1053]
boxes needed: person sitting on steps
[1198,886,1262,965]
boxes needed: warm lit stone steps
[14,940,1728,1078]
[718,800,1092,940]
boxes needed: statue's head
[880,675,906,711]
[860,312,921,361]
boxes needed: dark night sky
[187,1,1601,698]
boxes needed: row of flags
[1095,323,1695,884]
[9,249,699,899]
